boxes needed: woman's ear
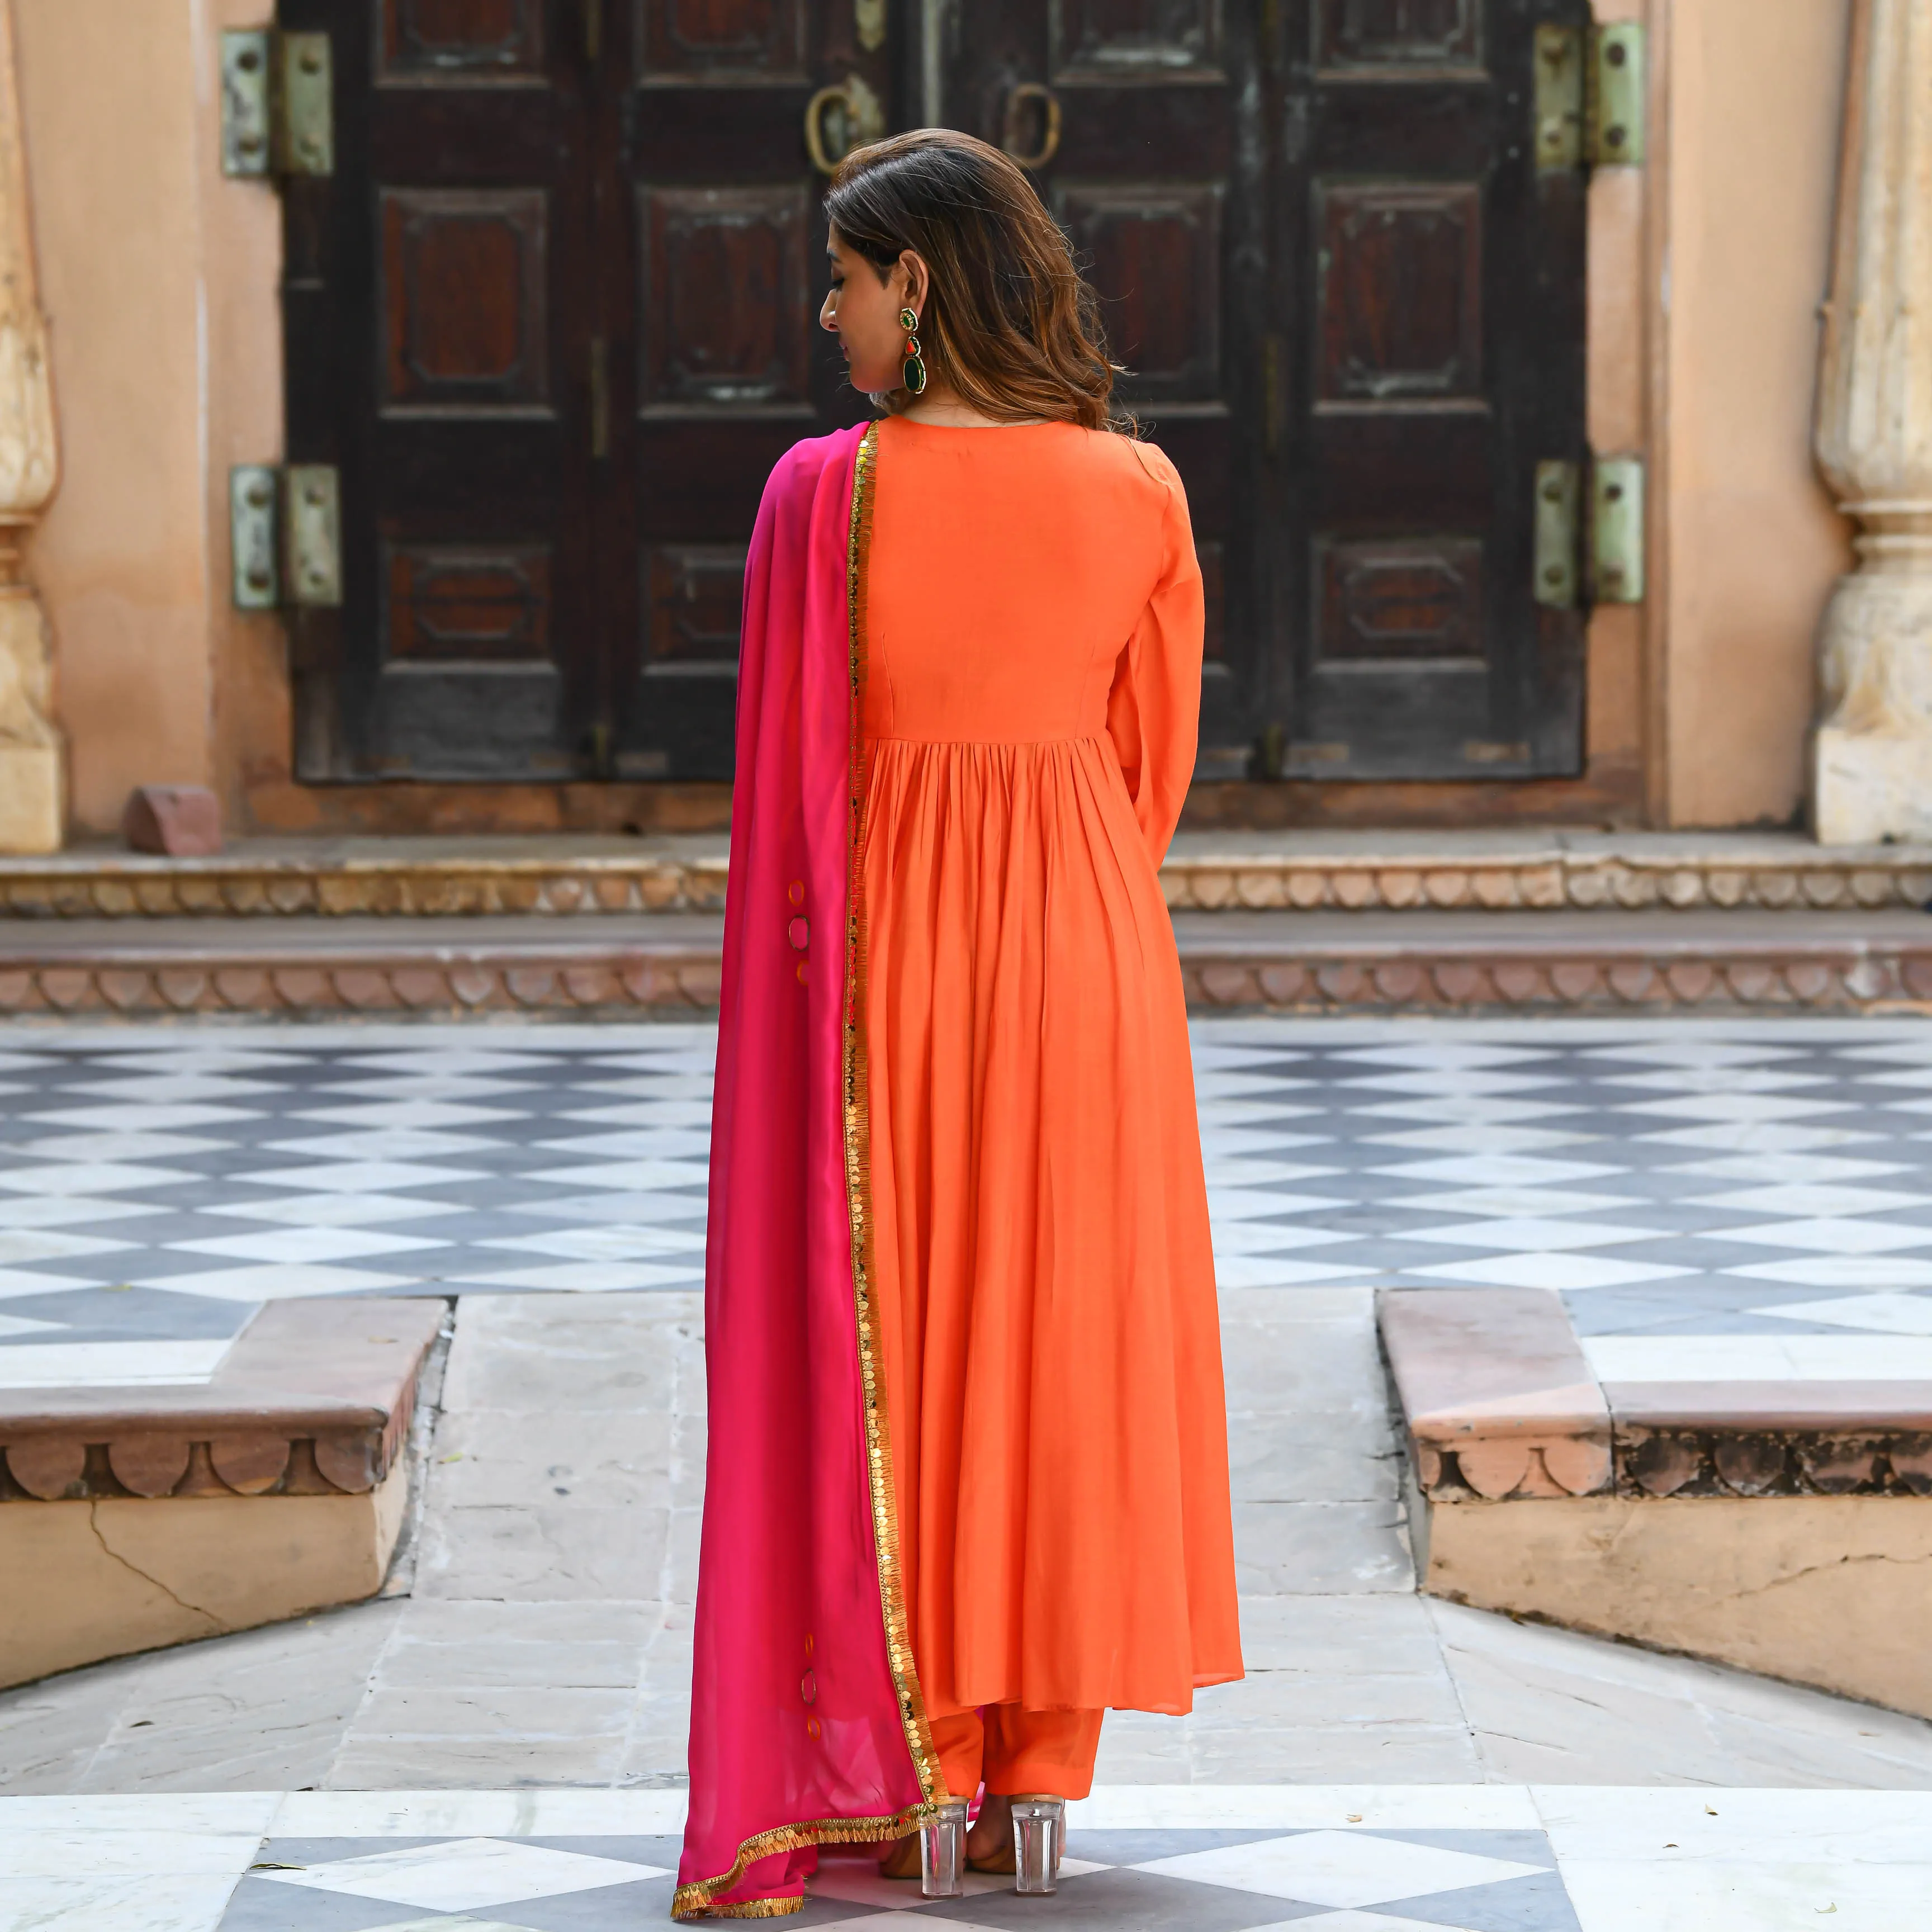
[896,249,931,319]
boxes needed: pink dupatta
[675,422,944,1919]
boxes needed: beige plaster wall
[1660,0,1855,827]
[14,0,282,839]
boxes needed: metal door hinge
[1592,456,1645,604]
[1533,26,1584,174]
[230,465,343,610]
[1588,23,1646,167]
[221,30,334,180]
[1533,460,1581,607]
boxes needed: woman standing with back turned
[675,129,1242,1921]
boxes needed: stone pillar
[1812,0,1932,845]
[0,0,61,852]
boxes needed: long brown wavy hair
[825,129,1129,432]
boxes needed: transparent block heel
[1010,1796,1066,1895]
[920,1800,969,1898]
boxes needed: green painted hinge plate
[220,30,333,180]
[1592,457,1646,604]
[229,466,343,610]
[1590,22,1646,167]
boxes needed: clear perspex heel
[920,1800,969,1898]
[1010,1796,1066,1895]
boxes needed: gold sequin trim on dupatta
[669,427,943,1922]
[844,422,948,1807]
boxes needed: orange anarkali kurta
[860,415,1243,1730]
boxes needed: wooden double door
[284,1,1587,788]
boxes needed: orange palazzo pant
[859,417,1243,1803]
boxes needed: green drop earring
[899,306,927,396]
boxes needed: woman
[675,129,1240,1921]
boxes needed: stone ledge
[1,911,1931,1018]
[0,1298,444,1502]
[1376,1287,1611,1499]
[1178,911,1932,1012]
[3,831,1931,921]
[1381,1289,1932,1503]
[1380,1287,1932,1720]
[0,917,724,1016]
[1161,832,1932,914]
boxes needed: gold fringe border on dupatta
[671,424,945,1923]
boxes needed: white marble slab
[0,1873,245,1932]
[270,1787,688,1837]
[0,1339,233,1389]
[1581,1334,1932,1382]
[1067,1786,1543,1830]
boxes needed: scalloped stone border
[1,839,1929,920]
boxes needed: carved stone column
[1813,0,1932,845]
[0,0,61,853]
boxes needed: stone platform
[1383,1287,1932,1720]
[0,1298,444,1687]
[0,828,1926,921]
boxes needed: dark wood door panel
[1053,0,1226,76]
[378,0,548,81]
[636,184,814,411]
[1315,0,1483,69]
[380,189,553,412]
[1269,0,1589,783]
[636,0,811,82]
[1315,181,1483,405]
[1059,183,1224,402]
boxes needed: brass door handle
[804,74,885,177]
[1002,82,1062,170]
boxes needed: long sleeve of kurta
[1106,444,1205,866]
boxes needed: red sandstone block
[123,785,222,856]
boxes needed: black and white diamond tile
[214,1826,1580,1932]
[6,1020,1932,1382]
[7,1788,1920,1931]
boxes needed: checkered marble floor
[3,1019,1932,1383]
[9,1786,1924,1931]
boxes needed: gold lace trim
[845,422,946,1804]
[670,1806,931,1919]
[671,423,944,1922]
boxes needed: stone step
[0,1298,444,1687]
[0,909,1928,1016]
[3,830,1930,920]
[1380,1287,1932,1723]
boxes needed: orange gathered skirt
[860,415,1242,1731]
